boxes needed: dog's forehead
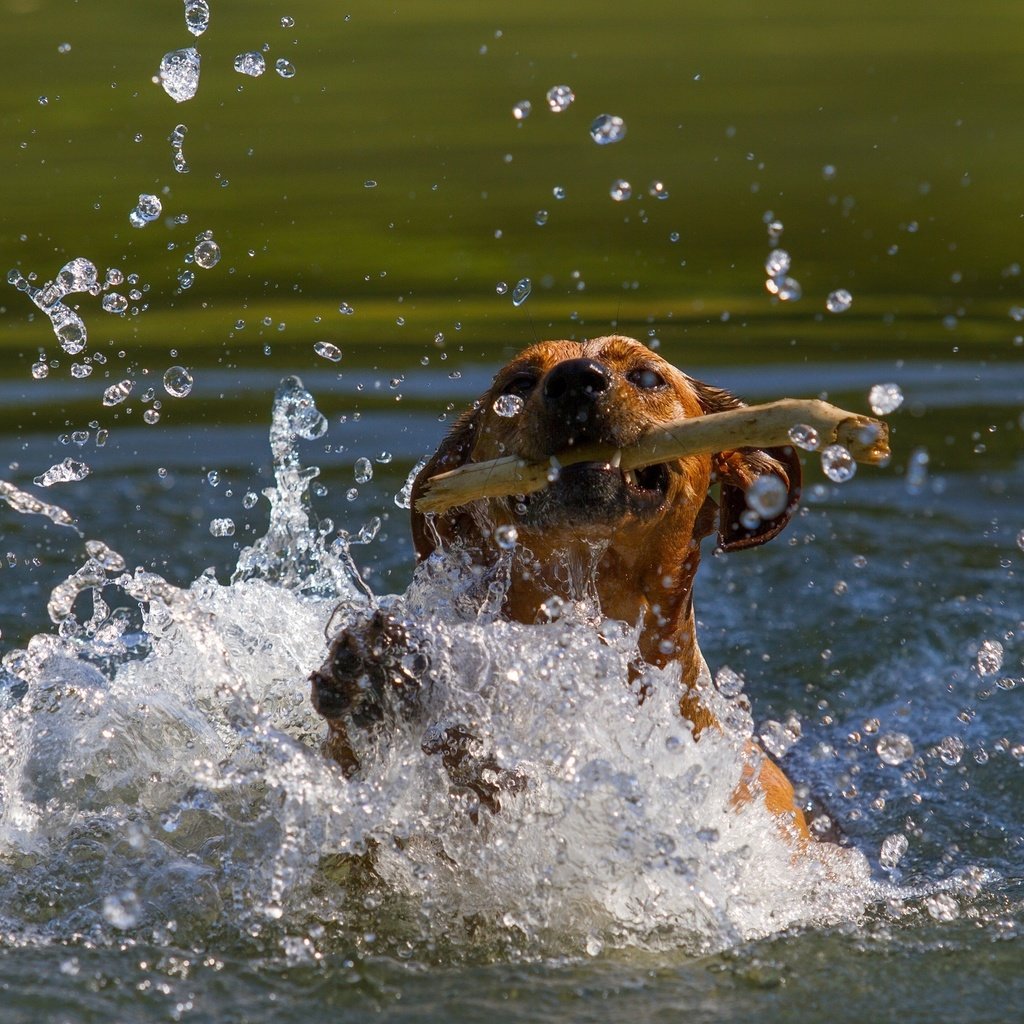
[497,335,680,377]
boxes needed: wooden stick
[414,398,890,515]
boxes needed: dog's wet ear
[689,378,803,552]
[409,405,482,560]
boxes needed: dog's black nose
[543,358,611,406]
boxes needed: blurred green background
[4,0,1024,373]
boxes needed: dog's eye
[501,372,539,399]
[627,367,667,391]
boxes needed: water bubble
[534,209,549,226]
[158,47,201,103]
[746,475,788,518]
[876,732,914,766]
[976,639,1004,676]
[610,179,632,202]
[102,380,133,407]
[714,666,744,698]
[511,278,532,306]
[648,180,669,200]
[879,833,908,870]
[765,249,791,278]
[826,288,853,313]
[130,193,162,227]
[354,458,373,484]
[31,361,49,380]
[585,935,604,957]
[209,517,236,537]
[275,58,296,79]
[33,458,91,487]
[495,282,508,295]
[313,341,342,363]
[338,301,354,315]
[243,490,259,510]
[234,51,266,77]
[868,382,904,415]
[494,524,518,550]
[143,409,160,425]
[552,185,566,200]
[512,100,532,121]
[493,393,524,418]
[184,0,209,36]
[787,423,820,451]
[820,444,856,483]
[924,892,959,922]
[101,292,128,314]
[51,306,88,354]
[590,113,626,145]
[57,257,99,293]
[280,15,295,27]
[178,270,195,290]
[162,365,193,398]
[935,735,964,766]
[193,239,221,269]
[71,363,93,379]
[545,84,574,113]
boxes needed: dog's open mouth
[510,458,671,527]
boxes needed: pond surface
[1,2,1023,1022]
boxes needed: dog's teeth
[610,449,622,469]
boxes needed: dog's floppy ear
[409,405,482,560]
[689,379,802,552]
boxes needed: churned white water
[0,377,876,960]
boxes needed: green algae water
[1,2,1022,1021]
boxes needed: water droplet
[511,278,532,307]
[162,365,193,397]
[759,718,800,758]
[338,301,354,315]
[512,100,532,121]
[31,361,49,380]
[552,185,566,200]
[585,935,603,957]
[234,51,266,77]
[787,423,819,451]
[209,517,236,537]
[495,281,508,295]
[935,735,964,766]
[648,180,669,200]
[56,257,98,293]
[905,446,929,494]
[102,380,133,407]
[494,524,518,550]
[51,306,87,354]
[589,113,626,145]
[354,458,373,484]
[764,249,791,278]
[71,362,92,379]
[545,84,574,113]
[158,47,201,103]
[820,444,856,483]
[714,666,745,697]
[143,408,160,425]
[609,179,632,202]
[130,193,162,227]
[879,833,908,870]
[184,0,209,36]
[876,732,914,766]
[868,382,904,415]
[313,340,342,363]
[924,892,959,922]
[243,490,259,510]
[33,457,91,487]
[280,15,295,27]
[746,475,788,518]
[101,292,128,314]
[492,394,524,418]
[193,238,221,269]
[178,270,195,290]
[534,209,549,226]
[976,639,1004,676]
[772,277,802,301]
[826,288,853,313]
[102,890,141,930]
[275,58,296,79]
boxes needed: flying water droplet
[101,292,128,314]
[714,666,745,698]
[56,258,98,293]
[494,524,518,550]
[33,458,91,487]
[209,518,236,537]
[162,365,193,397]
[868,382,904,415]
[102,380,133,407]
[511,278,532,307]
[313,341,342,362]
[787,423,819,451]
[183,0,209,36]
[193,238,221,269]
[609,179,632,202]
[876,732,914,766]
[820,444,856,483]
[234,51,266,77]
[774,277,802,302]
[746,475,788,518]
[545,84,574,113]
[169,123,189,173]
[765,249,791,278]
[50,305,87,354]
[129,194,162,228]
[512,100,532,121]
[905,446,929,494]
[589,113,626,145]
[648,180,669,200]
[275,58,296,79]
[158,47,201,103]
[879,833,908,870]
[976,639,1004,676]
[826,288,853,313]
[31,361,49,380]
[492,394,524,418]
[354,458,373,484]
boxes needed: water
[157,47,201,103]
[589,114,627,145]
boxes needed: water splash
[158,47,201,103]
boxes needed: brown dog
[312,335,811,840]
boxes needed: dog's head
[411,336,800,566]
